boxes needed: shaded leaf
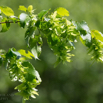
[25,27,36,46]
[0,56,3,66]
[29,35,43,48]
[5,48,21,61]
[24,73,35,82]
[22,61,35,74]
[38,10,48,19]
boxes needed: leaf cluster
[0,5,103,103]
[0,48,41,102]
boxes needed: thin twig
[0,21,20,24]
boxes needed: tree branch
[0,21,20,24]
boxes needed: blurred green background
[0,0,103,103]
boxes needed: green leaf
[18,49,34,59]
[10,48,21,59]
[0,9,1,14]
[1,17,10,32]
[18,5,27,12]
[73,21,91,46]
[31,46,39,59]
[10,48,21,56]
[0,56,3,66]
[6,48,20,58]
[22,61,41,82]
[28,5,33,13]
[38,10,48,19]
[25,27,36,46]
[19,13,30,22]
[73,21,90,35]
[24,73,36,82]
[15,83,30,100]
[91,30,103,42]
[57,7,69,16]
[0,49,6,54]
[22,61,35,75]
[35,70,42,82]
[9,16,19,23]
[15,90,29,100]
[15,83,26,91]
[22,98,26,103]
[29,35,43,48]
[35,20,41,28]
[28,35,43,59]
[0,6,14,16]
[19,13,30,28]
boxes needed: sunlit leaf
[1,5,103,103]
[31,47,38,59]
[28,5,33,13]
[18,49,34,59]
[28,35,42,59]
[57,7,69,16]
[73,21,91,46]
[0,49,6,55]
[35,70,42,82]
[73,21,90,35]
[0,9,1,14]
[91,30,103,42]
[31,89,39,96]
[19,13,30,28]
[0,6,14,16]
[18,5,27,12]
